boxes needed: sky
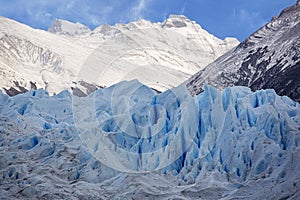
[0,0,297,41]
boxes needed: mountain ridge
[186,1,300,102]
[48,19,91,35]
[0,15,239,96]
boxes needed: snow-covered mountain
[0,15,238,96]
[186,1,300,102]
[48,19,91,35]
[0,80,299,199]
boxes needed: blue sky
[0,0,297,41]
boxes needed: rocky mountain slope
[186,1,300,102]
[0,15,238,96]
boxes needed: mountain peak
[48,19,91,35]
[0,15,238,96]
[93,23,121,36]
[162,15,191,28]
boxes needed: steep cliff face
[0,15,238,96]
[0,33,63,95]
[186,1,300,102]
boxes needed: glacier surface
[0,80,299,199]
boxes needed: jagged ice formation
[0,80,299,199]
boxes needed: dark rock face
[3,81,28,96]
[3,80,162,97]
[3,80,101,97]
[71,80,103,97]
[254,61,300,101]
[186,2,300,102]
[4,87,23,96]
[30,81,37,90]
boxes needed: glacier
[0,80,299,199]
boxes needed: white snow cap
[48,19,91,35]
[162,15,191,28]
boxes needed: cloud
[235,9,267,29]
[76,3,114,27]
[0,0,119,29]
[0,0,163,29]
[130,0,149,20]
[180,0,187,15]
[1,0,295,41]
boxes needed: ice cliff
[0,80,299,199]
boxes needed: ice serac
[73,80,198,172]
[0,80,299,199]
[186,1,300,102]
[0,15,238,96]
[48,19,91,35]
